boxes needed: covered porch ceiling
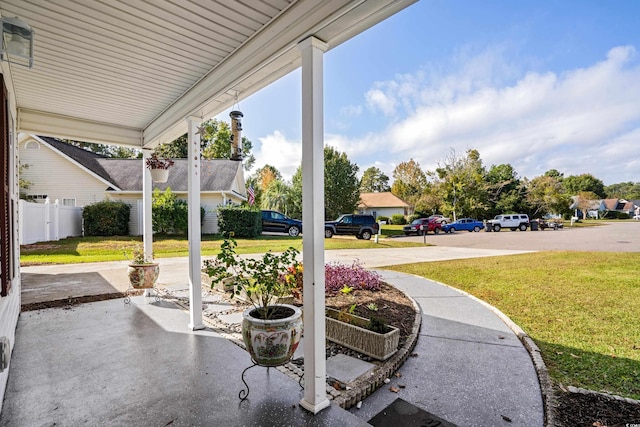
[0,0,416,148]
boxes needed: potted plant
[123,244,159,289]
[145,152,174,183]
[202,237,302,367]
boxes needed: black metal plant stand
[239,360,304,402]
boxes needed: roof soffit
[1,0,417,147]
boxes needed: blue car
[442,218,484,233]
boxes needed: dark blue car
[261,210,302,236]
[441,218,484,233]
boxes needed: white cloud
[365,86,398,116]
[253,131,301,181]
[341,45,640,184]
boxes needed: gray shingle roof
[37,136,243,193]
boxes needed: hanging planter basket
[149,168,169,183]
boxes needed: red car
[403,218,442,236]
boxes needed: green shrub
[218,206,261,238]
[376,215,389,223]
[391,214,406,225]
[152,188,204,234]
[407,214,421,223]
[83,200,131,236]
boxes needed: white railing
[19,199,83,245]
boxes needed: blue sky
[216,0,640,186]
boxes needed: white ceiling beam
[18,108,142,147]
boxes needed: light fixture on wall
[0,16,34,68]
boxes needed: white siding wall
[360,207,405,218]
[19,139,109,207]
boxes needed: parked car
[428,214,450,224]
[442,218,484,233]
[324,214,379,240]
[485,214,530,232]
[261,210,302,236]
[538,218,564,230]
[403,218,442,235]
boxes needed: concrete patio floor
[0,296,368,426]
[3,246,546,426]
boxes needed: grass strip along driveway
[20,234,423,266]
[387,251,640,400]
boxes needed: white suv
[486,214,530,232]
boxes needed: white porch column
[142,149,153,258]
[298,36,330,414]
[187,116,204,330]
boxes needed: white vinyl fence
[19,199,83,245]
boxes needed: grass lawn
[385,251,640,400]
[20,233,423,265]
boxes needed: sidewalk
[6,247,544,426]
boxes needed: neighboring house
[19,135,247,234]
[602,198,635,218]
[569,197,636,219]
[358,192,411,219]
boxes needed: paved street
[398,221,640,252]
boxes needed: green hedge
[391,214,406,225]
[218,206,261,238]
[152,188,205,235]
[83,200,131,236]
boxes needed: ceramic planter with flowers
[203,238,302,367]
[145,152,174,183]
[123,244,159,289]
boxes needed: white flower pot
[149,168,169,183]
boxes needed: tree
[485,163,527,218]
[288,147,360,221]
[324,146,360,220]
[360,166,390,193]
[245,165,283,209]
[157,118,256,170]
[526,175,572,217]
[574,191,600,219]
[563,174,605,198]
[63,140,140,158]
[254,165,282,191]
[18,162,32,199]
[289,167,303,220]
[433,149,488,220]
[605,181,640,200]
[262,179,293,215]
[391,159,427,207]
